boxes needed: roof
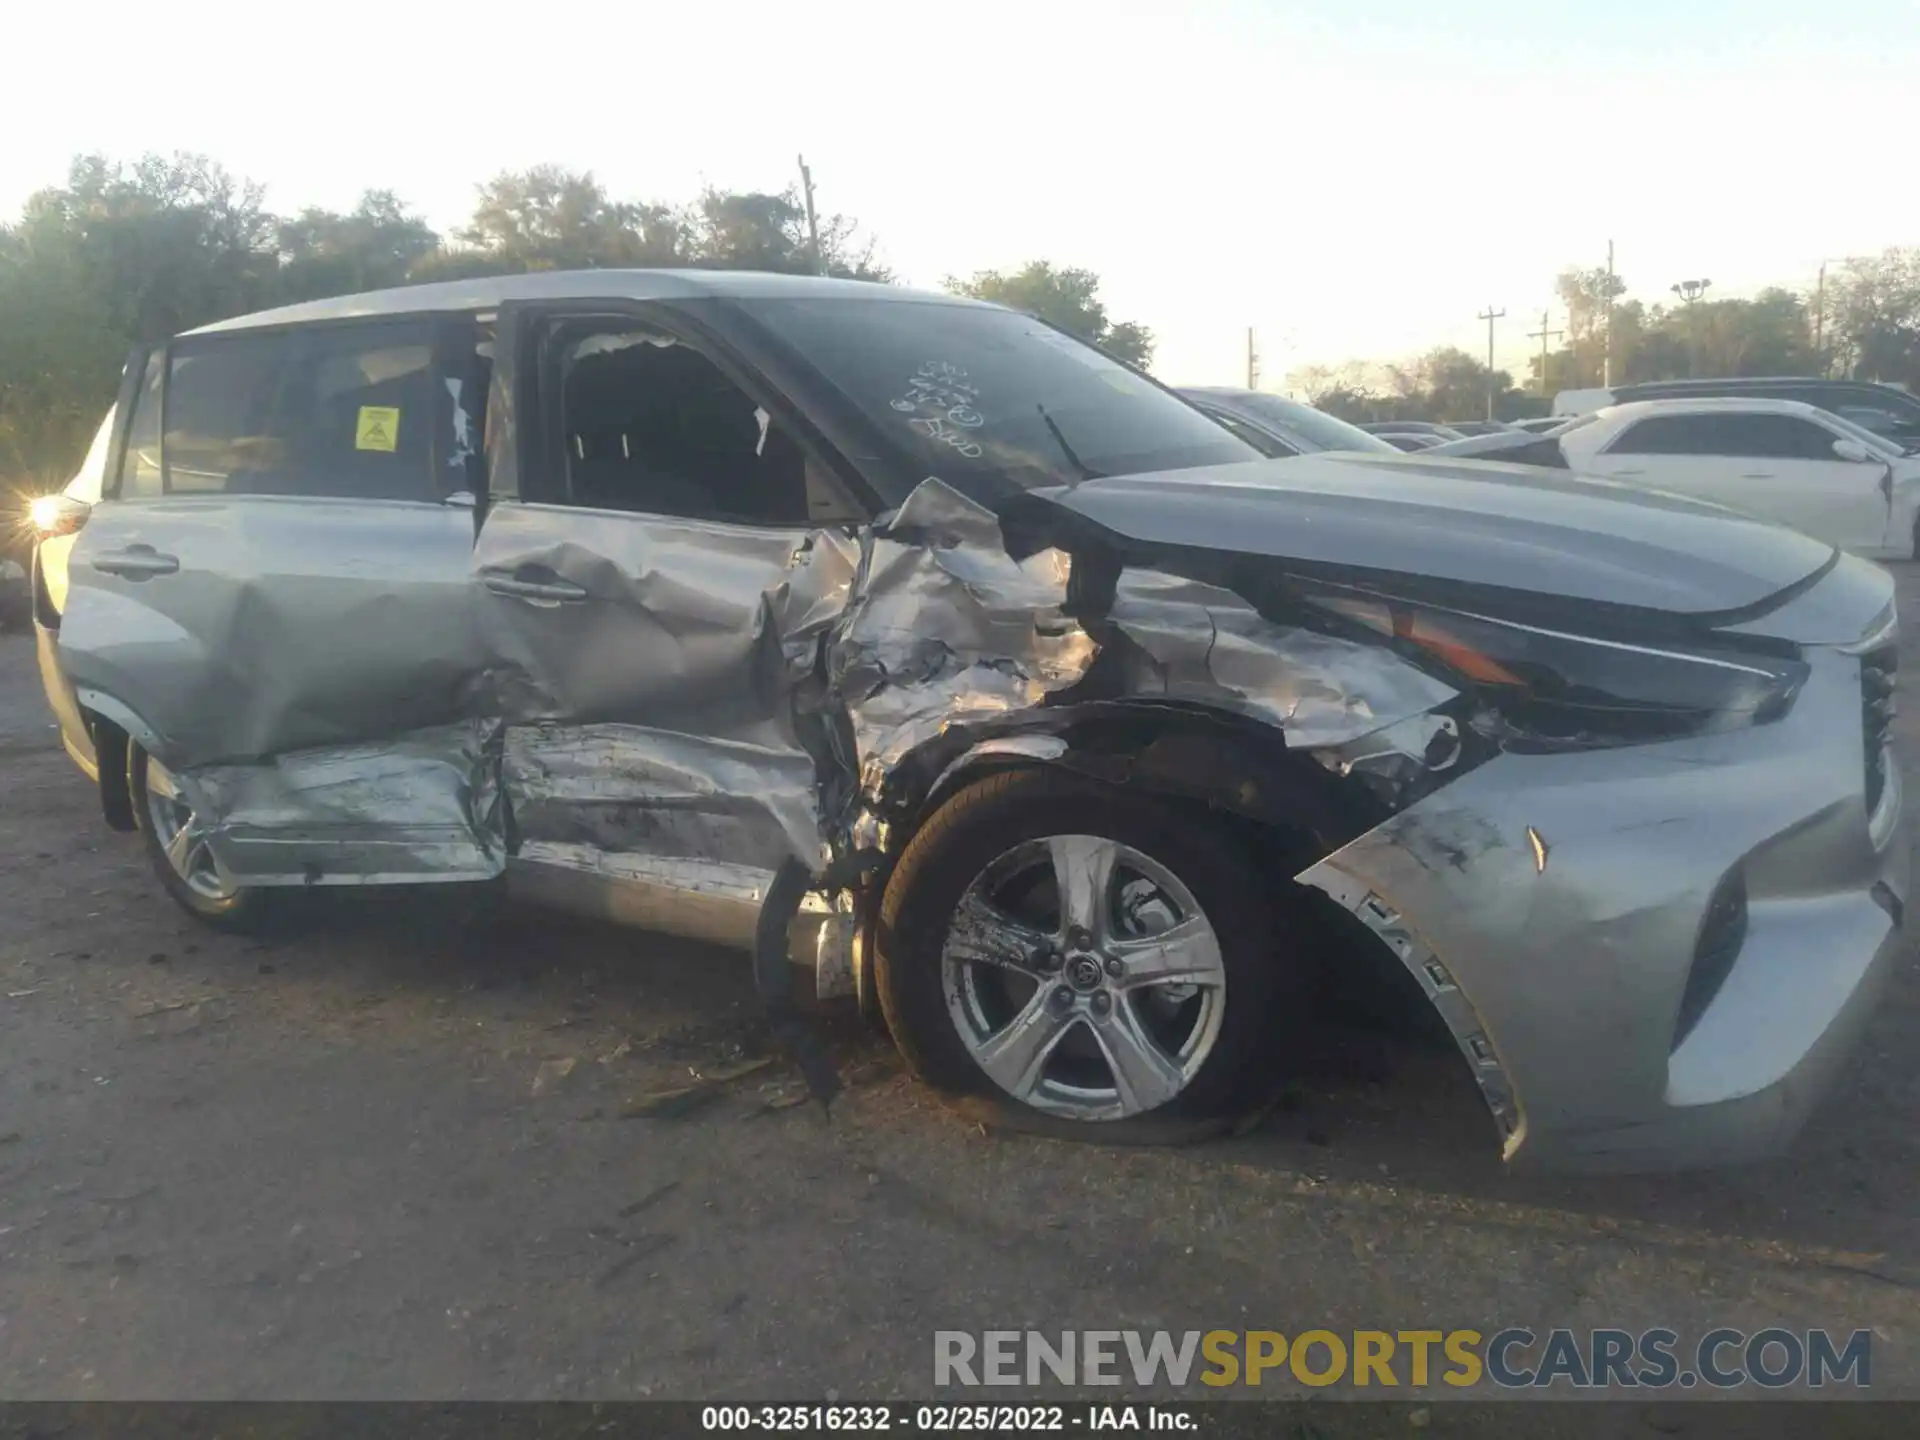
[1596,396,1832,421]
[186,269,983,337]
[1616,375,1829,389]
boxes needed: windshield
[748,298,1261,495]
[1225,392,1395,453]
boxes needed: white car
[1554,398,1920,558]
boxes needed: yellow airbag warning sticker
[355,406,400,452]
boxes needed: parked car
[1432,398,1920,557]
[1507,416,1572,435]
[1361,421,1467,440]
[30,270,1905,1170]
[1374,431,1450,451]
[1178,387,1398,457]
[1555,377,1920,450]
[1439,420,1517,437]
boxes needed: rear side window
[1608,413,1840,459]
[1715,414,1842,460]
[1608,415,1722,455]
[163,322,437,500]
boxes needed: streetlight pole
[1670,278,1711,376]
[1477,306,1506,421]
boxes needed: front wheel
[875,770,1296,1123]
[133,748,280,932]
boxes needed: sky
[4,0,1919,389]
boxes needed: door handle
[1739,472,1773,480]
[91,545,180,580]
[482,572,588,604]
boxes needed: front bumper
[1298,640,1908,1171]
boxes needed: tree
[1553,266,1628,388]
[945,261,1153,366]
[685,186,889,280]
[1829,249,1920,390]
[276,191,440,301]
[0,234,125,487]
[456,165,687,271]
[14,152,277,343]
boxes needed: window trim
[101,346,156,503]
[502,297,877,529]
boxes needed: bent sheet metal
[156,475,1453,894]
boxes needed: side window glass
[164,335,291,493]
[117,354,165,498]
[165,323,436,500]
[1730,415,1839,460]
[1610,416,1718,455]
[550,323,862,526]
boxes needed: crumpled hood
[1027,452,1838,620]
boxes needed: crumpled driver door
[471,300,864,900]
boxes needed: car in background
[1178,387,1398,457]
[1431,398,1920,557]
[1374,431,1450,452]
[1360,421,1467,441]
[1507,416,1571,435]
[1555,378,1920,450]
[1440,420,1517,437]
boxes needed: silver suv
[30,270,1907,1169]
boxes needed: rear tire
[132,747,282,933]
[875,769,1301,1123]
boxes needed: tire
[131,747,282,933]
[875,769,1298,1123]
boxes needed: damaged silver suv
[30,271,1908,1169]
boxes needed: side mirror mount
[1832,438,1875,463]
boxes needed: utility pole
[1477,306,1506,421]
[796,155,824,276]
[1246,328,1259,389]
[1602,239,1616,388]
[1529,309,1565,397]
[1814,262,1826,368]
[1670,278,1711,376]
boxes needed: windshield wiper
[1036,404,1104,484]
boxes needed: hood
[1026,453,1837,621]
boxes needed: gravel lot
[0,571,1916,1410]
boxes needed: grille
[1861,645,1898,816]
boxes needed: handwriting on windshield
[891,361,985,458]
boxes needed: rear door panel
[54,320,497,884]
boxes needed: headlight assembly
[1312,593,1808,751]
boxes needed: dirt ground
[0,570,1916,1411]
